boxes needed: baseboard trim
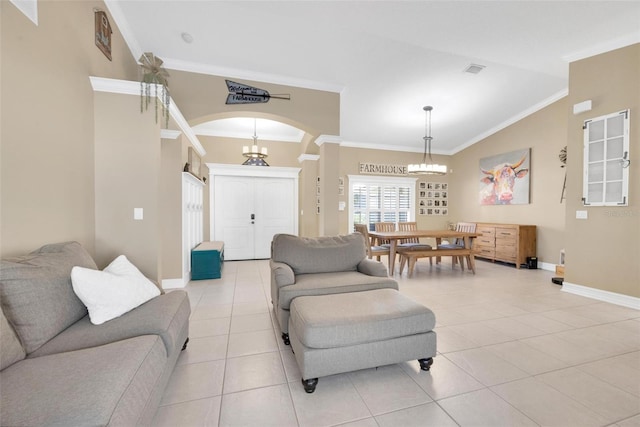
[162,278,187,289]
[539,261,556,272]
[562,281,640,310]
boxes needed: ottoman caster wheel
[419,357,434,371]
[302,378,318,393]
[282,333,290,346]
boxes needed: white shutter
[583,110,630,206]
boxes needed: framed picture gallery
[418,181,448,216]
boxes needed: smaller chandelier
[242,118,269,166]
[408,105,447,175]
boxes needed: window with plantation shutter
[582,110,630,206]
[348,175,417,232]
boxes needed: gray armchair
[270,233,398,344]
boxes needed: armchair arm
[357,258,389,277]
[270,260,295,287]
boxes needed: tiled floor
[153,259,640,427]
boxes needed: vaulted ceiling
[106,1,640,154]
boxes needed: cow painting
[479,149,530,205]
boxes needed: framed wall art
[419,181,448,215]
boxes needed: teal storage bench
[191,241,224,280]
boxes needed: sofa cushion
[0,309,25,370]
[71,255,161,325]
[0,335,166,427]
[289,289,436,349]
[271,233,366,275]
[0,242,96,354]
[278,271,398,309]
[29,290,190,359]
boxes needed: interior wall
[564,43,639,297]
[0,0,138,257]
[94,92,161,280]
[338,147,453,235]
[160,137,184,280]
[449,99,568,266]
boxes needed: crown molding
[314,135,343,146]
[161,129,182,139]
[89,77,206,156]
[562,32,640,63]
[298,154,320,163]
[103,0,142,60]
[453,88,569,155]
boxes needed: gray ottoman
[288,288,437,393]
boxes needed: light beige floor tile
[178,336,229,366]
[484,340,569,375]
[438,388,537,426]
[433,326,479,353]
[289,374,371,427]
[536,367,640,423]
[334,418,379,427]
[223,352,286,394]
[191,303,233,320]
[229,312,272,334]
[447,322,515,346]
[375,401,458,427]
[189,317,231,338]
[219,384,297,427]
[231,301,270,316]
[478,317,547,339]
[153,396,221,427]
[520,333,608,365]
[492,377,610,427]
[510,312,574,333]
[348,365,432,416]
[556,327,635,358]
[444,348,529,386]
[541,309,604,328]
[281,349,301,383]
[226,329,278,358]
[578,352,640,397]
[399,356,484,400]
[233,285,267,303]
[161,360,226,405]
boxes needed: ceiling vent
[464,64,486,74]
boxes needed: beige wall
[94,92,161,280]
[160,137,185,280]
[450,99,568,266]
[338,147,453,235]
[564,44,639,297]
[1,0,138,257]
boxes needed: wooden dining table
[368,229,480,275]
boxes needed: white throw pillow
[71,255,161,325]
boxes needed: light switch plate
[576,210,588,219]
[134,208,144,220]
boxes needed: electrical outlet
[576,210,588,219]
[134,208,144,220]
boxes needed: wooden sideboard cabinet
[473,223,536,269]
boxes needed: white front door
[211,165,299,261]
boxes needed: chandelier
[242,118,269,166]
[408,106,447,175]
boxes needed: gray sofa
[0,242,190,426]
[270,233,398,344]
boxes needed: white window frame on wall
[348,175,418,232]
[582,109,630,206]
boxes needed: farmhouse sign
[359,163,407,176]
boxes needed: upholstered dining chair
[437,222,477,269]
[354,223,390,262]
[397,222,434,271]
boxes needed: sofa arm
[357,258,389,277]
[270,260,295,287]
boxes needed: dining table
[368,229,480,275]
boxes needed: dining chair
[373,222,396,246]
[397,221,434,272]
[437,222,477,269]
[354,223,390,262]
